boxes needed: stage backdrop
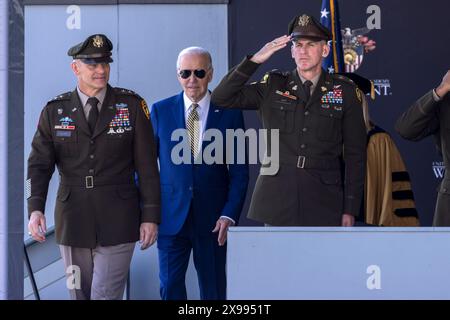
[229,0,450,226]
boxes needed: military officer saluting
[26,34,160,299]
[396,70,450,226]
[211,14,366,226]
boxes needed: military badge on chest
[321,86,344,111]
[275,90,297,100]
[54,115,76,137]
[107,103,132,135]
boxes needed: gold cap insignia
[92,35,104,48]
[298,15,310,27]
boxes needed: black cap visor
[80,56,113,65]
[290,32,328,42]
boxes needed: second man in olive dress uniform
[211,14,367,226]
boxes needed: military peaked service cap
[68,34,113,64]
[288,14,331,41]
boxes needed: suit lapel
[204,103,223,132]
[70,89,91,136]
[92,85,117,139]
[171,92,187,130]
[202,101,223,150]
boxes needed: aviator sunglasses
[178,69,207,79]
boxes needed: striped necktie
[186,103,200,156]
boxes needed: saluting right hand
[436,70,450,98]
[250,35,292,64]
[28,211,47,242]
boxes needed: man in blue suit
[150,47,249,300]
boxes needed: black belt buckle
[85,176,94,189]
[297,156,306,169]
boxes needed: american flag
[320,0,345,73]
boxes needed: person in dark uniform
[396,70,450,226]
[26,34,161,299]
[211,14,366,226]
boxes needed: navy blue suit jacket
[151,92,249,236]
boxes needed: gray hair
[176,47,213,70]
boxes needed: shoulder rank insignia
[48,91,71,104]
[141,100,150,120]
[114,87,137,96]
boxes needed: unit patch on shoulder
[141,100,150,120]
